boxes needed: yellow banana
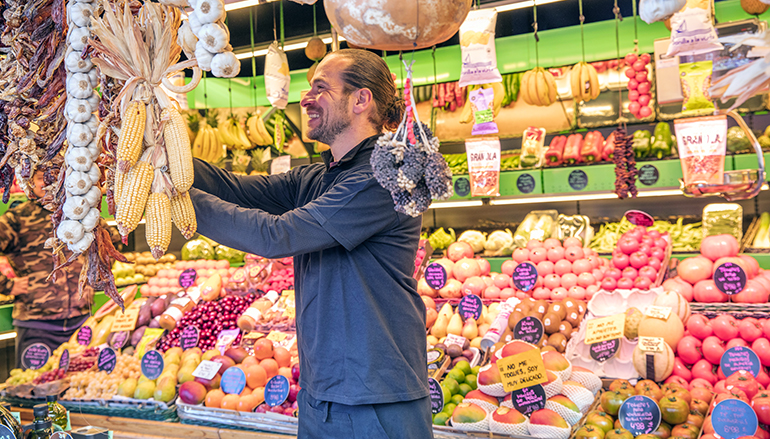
[536,68,550,106]
[588,64,600,99]
[488,82,505,116]
[580,63,592,102]
[192,123,206,158]
[544,70,557,105]
[527,70,539,106]
[247,115,271,146]
[246,116,263,145]
[459,86,475,124]
[570,64,582,100]
[520,71,533,105]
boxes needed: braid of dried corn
[115,148,154,237]
[162,106,194,192]
[146,191,172,260]
[170,191,197,239]
[116,100,146,173]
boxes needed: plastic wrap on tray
[702,203,742,242]
[556,214,594,246]
[513,210,559,248]
[250,290,296,331]
[224,258,273,296]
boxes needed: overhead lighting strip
[0,331,17,341]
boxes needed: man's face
[300,55,354,145]
[31,170,45,199]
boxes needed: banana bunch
[246,113,272,146]
[217,115,253,150]
[521,67,557,107]
[192,121,225,162]
[570,62,600,102]
[459,82,505,124]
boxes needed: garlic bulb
[57,220,85,244]
[70,232,94,253]
[196,0,225,24]
[65,50,94,73]
[86,165,101,185]
[68,2,93,28]
[64,170,92,195]
[84,114,99,134]
[85,140,100,161]
[80,208,100,231]
[66,73,94,99]
[177,21,198,56]
[87,68,99,89]
[68,27,90,52]
[64,98,92,123]
[83,186,101,207]
[86,92,100,111]
[67,123,93,147]
[195,41,214,71]
[198,23,228,53]
[211,51,240,78]
[159,0,190,7]
[65,146,93,172]
[188,11,203,35]
[63,196,90,220]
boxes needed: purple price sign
[625,210,655,227]
[180,326,200,350]
[141,350,165,380]
[509,384,546,417]
[111,331,129,350]
[264,375,290,407]
[619,395,661,436]
[179,268,197,289]
[98,347,117,374]
[59,349,70,372]
[513,317,544,344]
[590,339,620,363]
[458,295,483,321]
[428,377,444,414]
[512,262,538,292]
[424,263,447,290]
[21,343,51,370]
[720,346,760,378]
[714,262,747,295]
[77,326,92,346]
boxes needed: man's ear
[352,88,374,115]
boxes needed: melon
[305,37,327,61]
[637,313,684,353]
[632,342,675,382]
[742,0,769,15]
[624,307,643,340]
[653,291,691,325]
[323,0,474,51]
[306,62,319,84]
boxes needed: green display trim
[187,0,766,109]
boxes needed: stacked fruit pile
[604,226,670,291]
[625,53,653,119]
[140,259,235,297]
[427,299,502,350]
[64,354,141,400]
[433,359,480,425]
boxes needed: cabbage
[484,229,514,256]
[181,239,215,260]
[458,230,486,253]
[428,227,455,250]
[215,245,245,264]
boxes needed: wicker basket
[61,397,178,422]
[0,395,46,409]
[690,302,770,319]
[176,401,298,435]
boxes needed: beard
[307,94,352,145]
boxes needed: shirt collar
[321,135,380,170]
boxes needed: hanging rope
[312,3,317,36]
[430,46,437,133]
[272,2,277,43]
[533,4,540,67]
[614,0,624,125]
[279,0,285,49]
[203,70,208,110]
[632,0,639,53]
[399,51,404,95]
[578,0,586,63]
[249,7,257,110]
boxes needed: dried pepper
[612,128,638,199]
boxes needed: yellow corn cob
[115,160,152,237]
[162,107,194,192]
[114,169,126,205]
[146,192,172,260]
[117,100,146,173]
[170,191,197,239]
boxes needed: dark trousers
[14,326,75,369]
[297,389,434,439]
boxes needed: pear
[478,323,490,337]
[438,302,454,321]
[134,380,156,400]
[118,378,137,398]
[477,305,488,325]
[462,318,479,339]
[430,313,449,338]
[447,313,463,336]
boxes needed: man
[0,169,98,367]
[189,49,433,438]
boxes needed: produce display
[591,217,702,254]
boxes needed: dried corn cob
[162,106,194,192]
[116,100,146,173]
[115,149,153,237]
[146,192,172,260]
[170,191,197,239]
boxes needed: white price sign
[192,360,222,380]
[271,155,291,175]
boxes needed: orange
[240,386,253,396]
[241,356,259,368]
[252,387,265,403]
[273,347,291,368]
[278,367,292,381]
[254,338,274,360]
[260,358,279,378]
[246,365,267,389]
[205,389,225,408]
[220,394,240,411]
[237,394,260,412]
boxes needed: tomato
[711,315,738,341]
[665,387,692,405]
[600,391,629,416]
[622,267,638,280]
[740,254,760,278]
[575,425,607,439]
[686,314,713,340]
[690,398,710,416]
[650,246,666,262]
[618,237,640,255]
[585,411,615,434]
[605,268,622,280]
[609,379,633,391]
[639,266,658,282]
[640,388,663,402]
[617,277,634,289]
[726,371,760,399]
[651,422,671,439]
[630,251,649,269]
[635,380,660,393]
[678,256,714,285]
[613,253,630,269]
[671,423,699,439]
[694,279,729,303]
[606,429,634,439]
[659,396,690,425]
[648,257,662,272]
[601,277,618,290]
[733,279,769,304]
[740,319,763,342]
[752,394,770,425]
[685,410,705,428]
[677,336,703,365]
[700,234,739,261]
[634,276,652,290]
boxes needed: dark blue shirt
[189,135,429,405]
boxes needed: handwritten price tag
[585,313,626,344]
[508,384,546,417]
[428,378,445,414]
[644,306,672,320]
[111,307,140,332]
[458,295,483,321]
[444,334,467,349]
[496,348,548,393]
[711,399,758,439]
[619,395,661,436]
[192,360,222,380]
[720,346,761,378]
[638,337,665,353]
[424,264,447,290]
[714,263,747,295]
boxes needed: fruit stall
[6,0,770,438]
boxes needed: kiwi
[541,345,557,353]
[575,300,587,315]
[500,326,515,344]
[533,300,549,315]
[563,298,578,310]
[528,310,545,321]
[548,302,568,320]
[514,303,531,315]
[538,336,549,348]
[558,321,573,338]
[542,312,561,334]
[548,333,568,353]
[566,310,582,328]
[508,310,525,330]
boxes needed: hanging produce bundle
[520,68,557,107]
[175,0,240,78]
[458,83,502,124]
[265,42,291,109]
[625,53,653,119]
[709,30,770,110]
[372,63,454,217]
[612,128,638,199]
[569,62,600,103]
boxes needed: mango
[451,402,487,424]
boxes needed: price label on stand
[77,326,92,346]
[428,378,445,414]
[590,339,620,363]
[221,367,247,395]
[508,384,546,417]
[625,210,655,227]
[584,313,626,344]
[111,307,140,332]
[141,350,165,381]
[644,306,672,320]
[720,346,760,378]
[0,425,15,439]
[711,399,758,439]
[638,165,659,186]
[496,348,547,392]
[424,263,447,290]
[444,334,467,349]
[513,317,544,344]
[110,332,129,350]
[638,337,665,353]
[512,262,538,292]
[264,375,290,407]
[59,349,70,372]
[192,360,222,380]
[21,343,51,370]
[458,295,482,320]
[179,269,197,289]
[516,174,536,194]
[619,395,661,436]
[568,170,588,191]
[180,326,199,350]
[714,263,747,295]
[98,348,117,374]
